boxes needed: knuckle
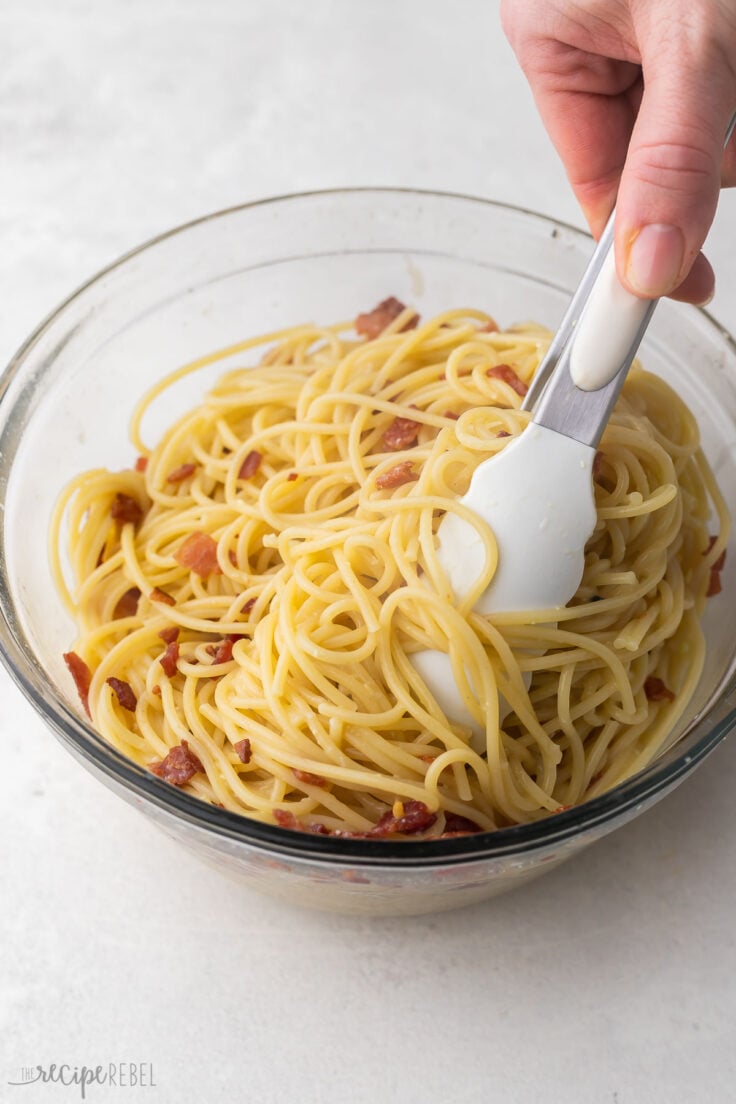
[628,137,718,197]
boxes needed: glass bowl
[1,189,735,916]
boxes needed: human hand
[502,0,736,303]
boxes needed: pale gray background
[2,2,735,1102]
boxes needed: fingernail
[696,288,715,308]
[625,224,685,296]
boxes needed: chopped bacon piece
[111,493,143,526]
[703,536,726,596]
[287,472,299,481]
[210,634,243,664]
[383,415,420,451]
[149,587,176,606]
[554,804,573,813]
[341,869,370,883]
[644,676,676,702]
[306,822,332,836]
[234,738,252,764]
[376,460,417,490]
[480,319,499,333]
[242,597,257,615]
[159,640,180,677]
[593,450,605,483]
[486,363,528,397]
[238,450,262,480]
[496,430,511,439]
[273,809,300,830]
[443,813,482,834]
[444,410,459,420]
[355,297,418,339]
[150,739,204,786]
[134,456,148,473]
[175,531,221,576]
[113,587,141,619]
[293,768,328,788]
[706,571,722,597]
[228,549,238,567]
[106,676,137,711]
[166,462,197,484]
[705,535,727,571]
[158,626,179,644]
[63,651,92,718]
[152,684,161,696]
[369,799,437,837]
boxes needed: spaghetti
[52,301,729,838]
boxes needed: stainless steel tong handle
[523,110,736,449]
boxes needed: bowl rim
[1,185,734,868]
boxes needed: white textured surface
[2,2,736,1102]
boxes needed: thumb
[615,45,735,299]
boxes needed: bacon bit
[166,462,197,484]
[443,813,481,834]
[383,415,419,451]
[152,685,161,696]
[705,535,727,571]
[707,571,723,597]
[444,410,460,420]
[242,597,257,615]
[111,493,143,526]
[341,869,371,883]
[355,297,418,339]
[644,676,676,702]
[369,799,437,837]
[480,319,499,333]
[486,363,528,397]
[376,460,417,490]
[211,634,243,665]
[287,472,299,481]
[554,804,573,813]
[293,768,328,789]
[149,587,176,606]
[150,739,204,786]
[704,535,726,595]
[158,626,179,644]
[160,640,180,677]
[234,738,252,764]
[592,450,606,483]
[63,651,92,718]
[238,450,262,480]
[306,823,332,836]
[273,809,300,830]
[264,858,291,872]
[496,430,511,438]
[134,456,148,472]
[175,531,221,576]
[419,754,436,764]
[106,676,137,711]
[228,549,238,567]
[113,587,141,620]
